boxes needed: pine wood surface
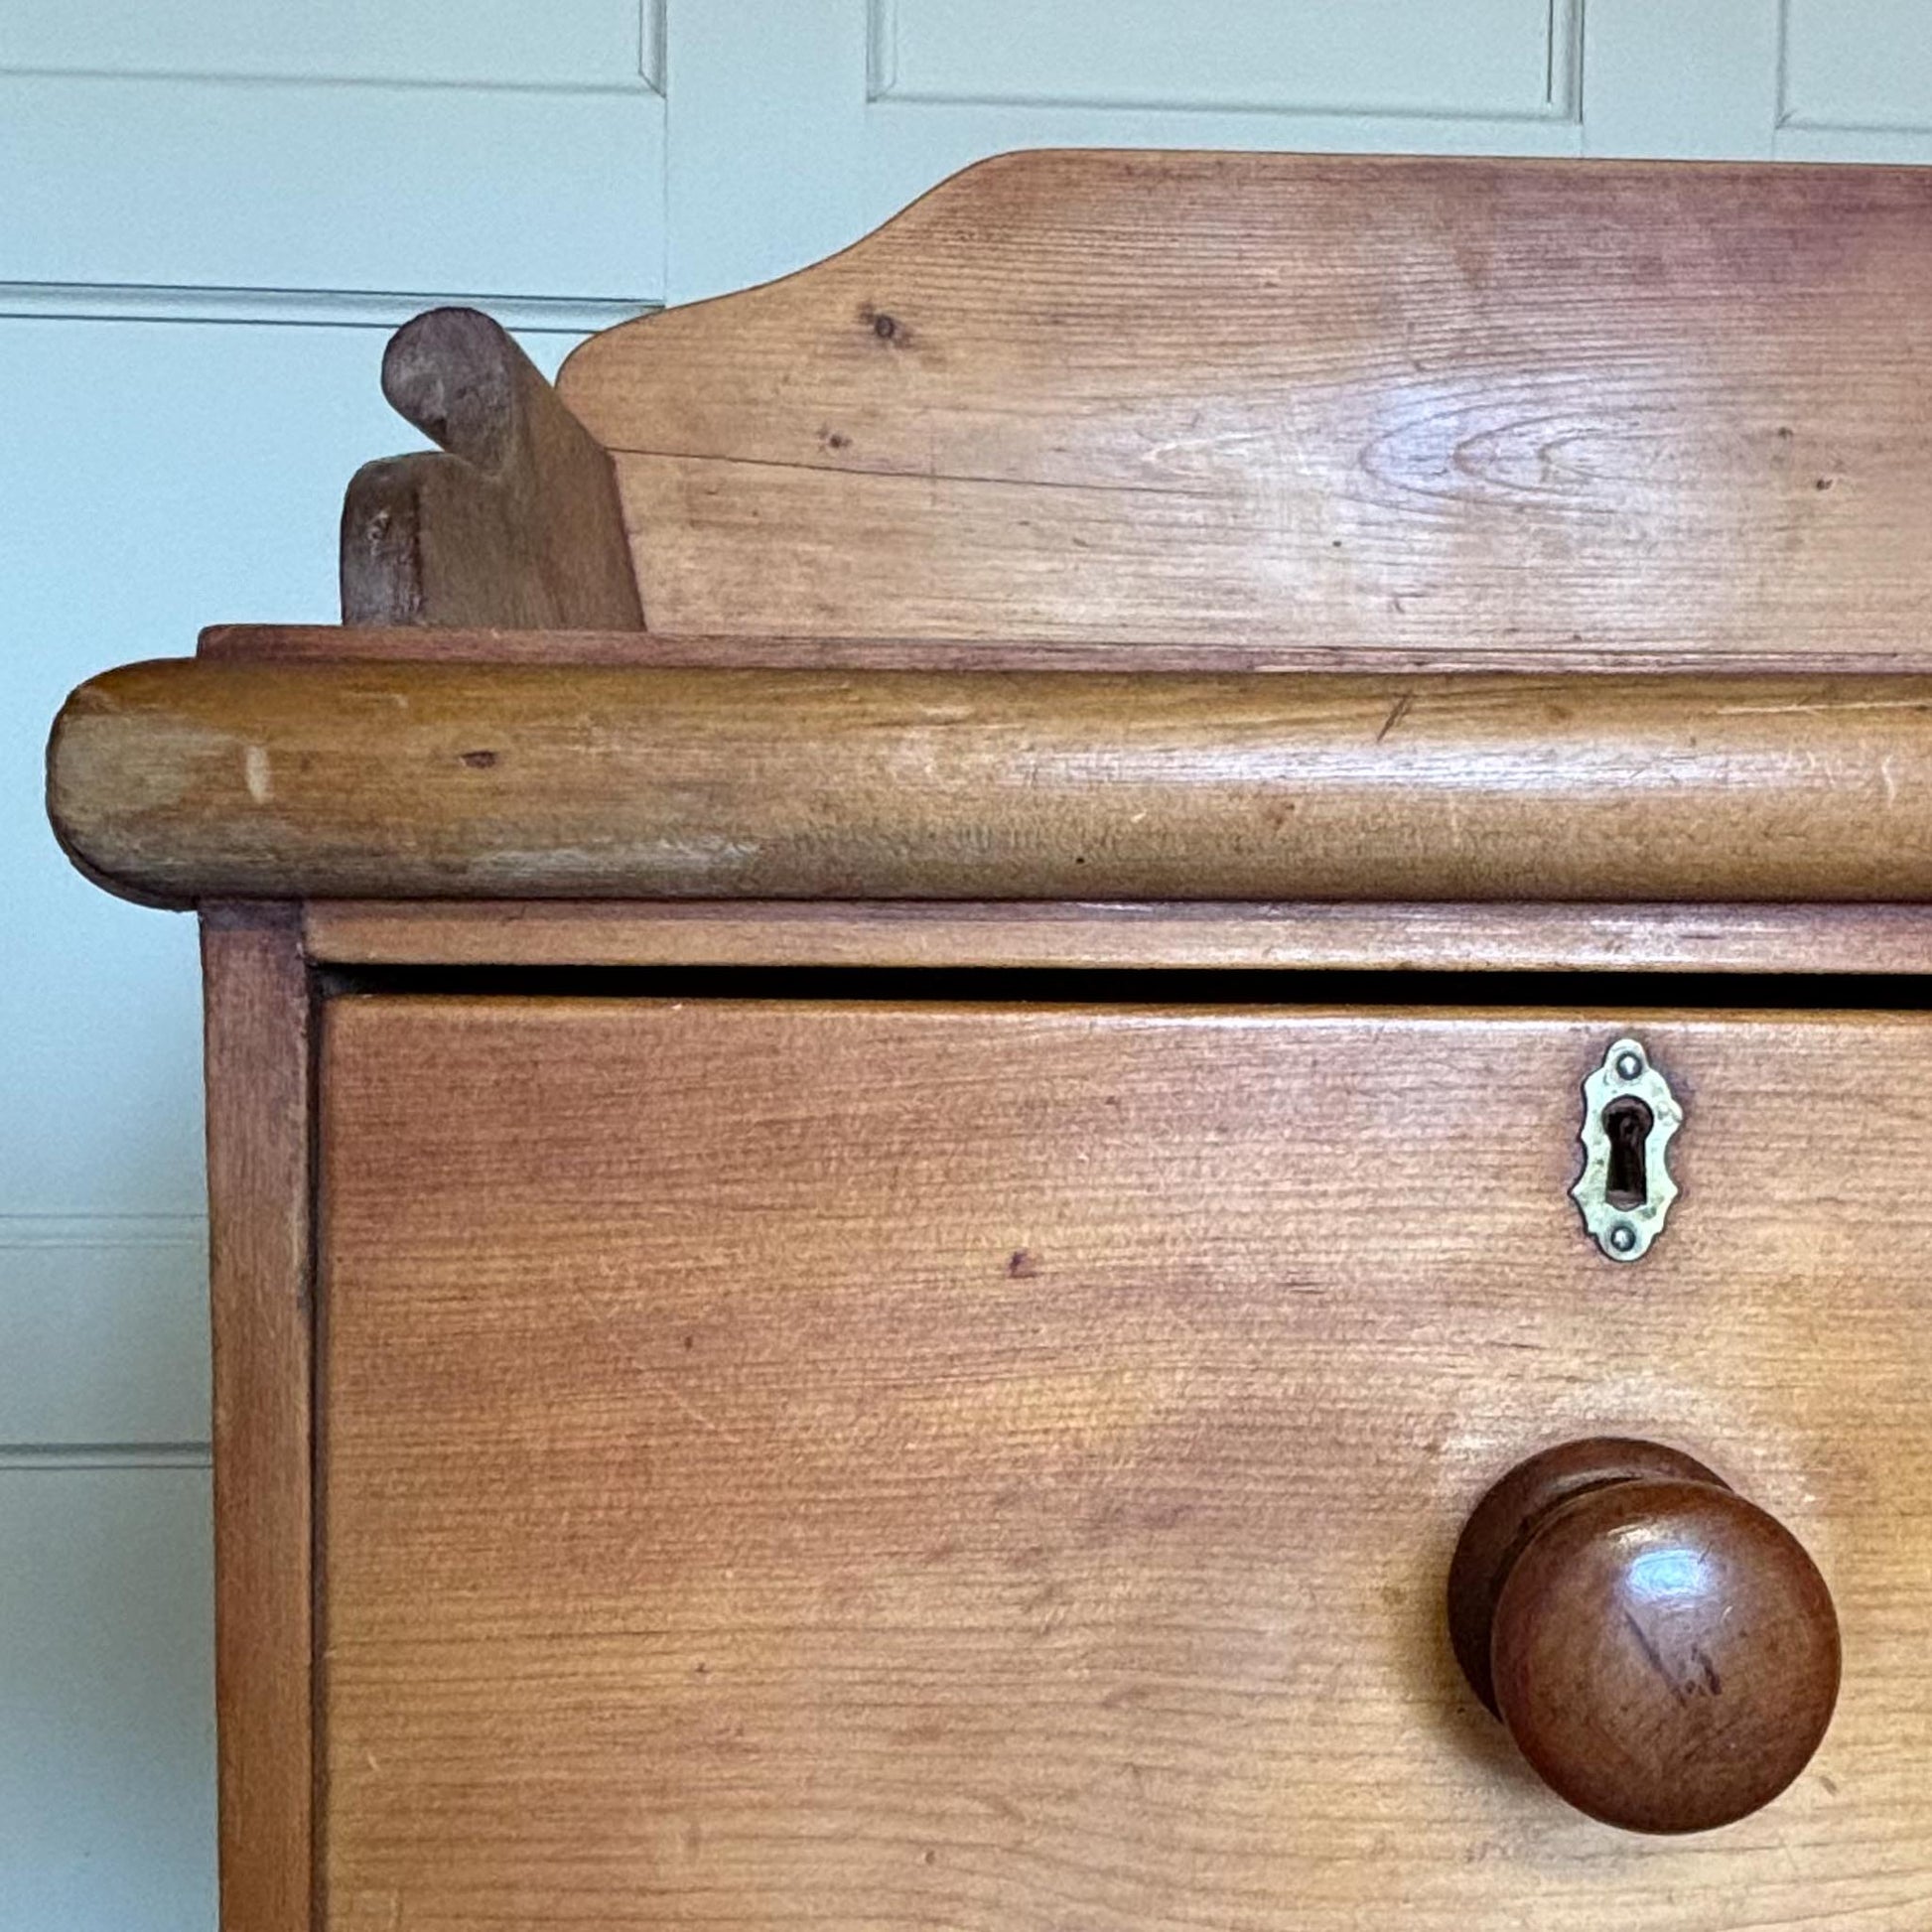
[49,661,1932,906]
[201,906,315,1932]
[301,899,1932,976]
[50,153,1932,1932]
[196,623,1932,676]
[318,995,1932,1930]
[560,152,1932,655]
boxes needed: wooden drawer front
[318,999,1932,1929]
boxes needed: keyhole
[1602,1096,1654,1210]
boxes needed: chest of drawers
[47,151,1932,1929]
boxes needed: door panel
[319,998,1932,1927]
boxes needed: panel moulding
[866,0,1583,124]
[1775,0,1932,132]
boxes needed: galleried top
[557,149,1932,654]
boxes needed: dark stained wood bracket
[339,308,645,631]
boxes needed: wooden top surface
[560,150,1932,654]
[55,151,1932,936]
[48,659,1932,906]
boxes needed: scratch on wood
[569,1286,746,1445]
[1375,692,1415,744]
[603,442,1206,497]
[1623,1610,1682,1699]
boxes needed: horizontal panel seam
[0,284,659,333]
[3,63,664,100]
[0,1443,211,1469]
[867,86,1583,123]
[0,1212,205,1245]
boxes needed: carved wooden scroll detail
[340,307,644,630]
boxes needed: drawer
[317,996,1931,1929]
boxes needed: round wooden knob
[1448,1439,1840,1835]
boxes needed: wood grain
[49,659,1932,905]
[195,622,1932,677]
[340,308,643,630]
[559,151,1932,655]
[319,997,1932,1928]
[301,899,1932,976]
[201,905,314,1932]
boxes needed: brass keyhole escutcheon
[1572,1038,1681,1262]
